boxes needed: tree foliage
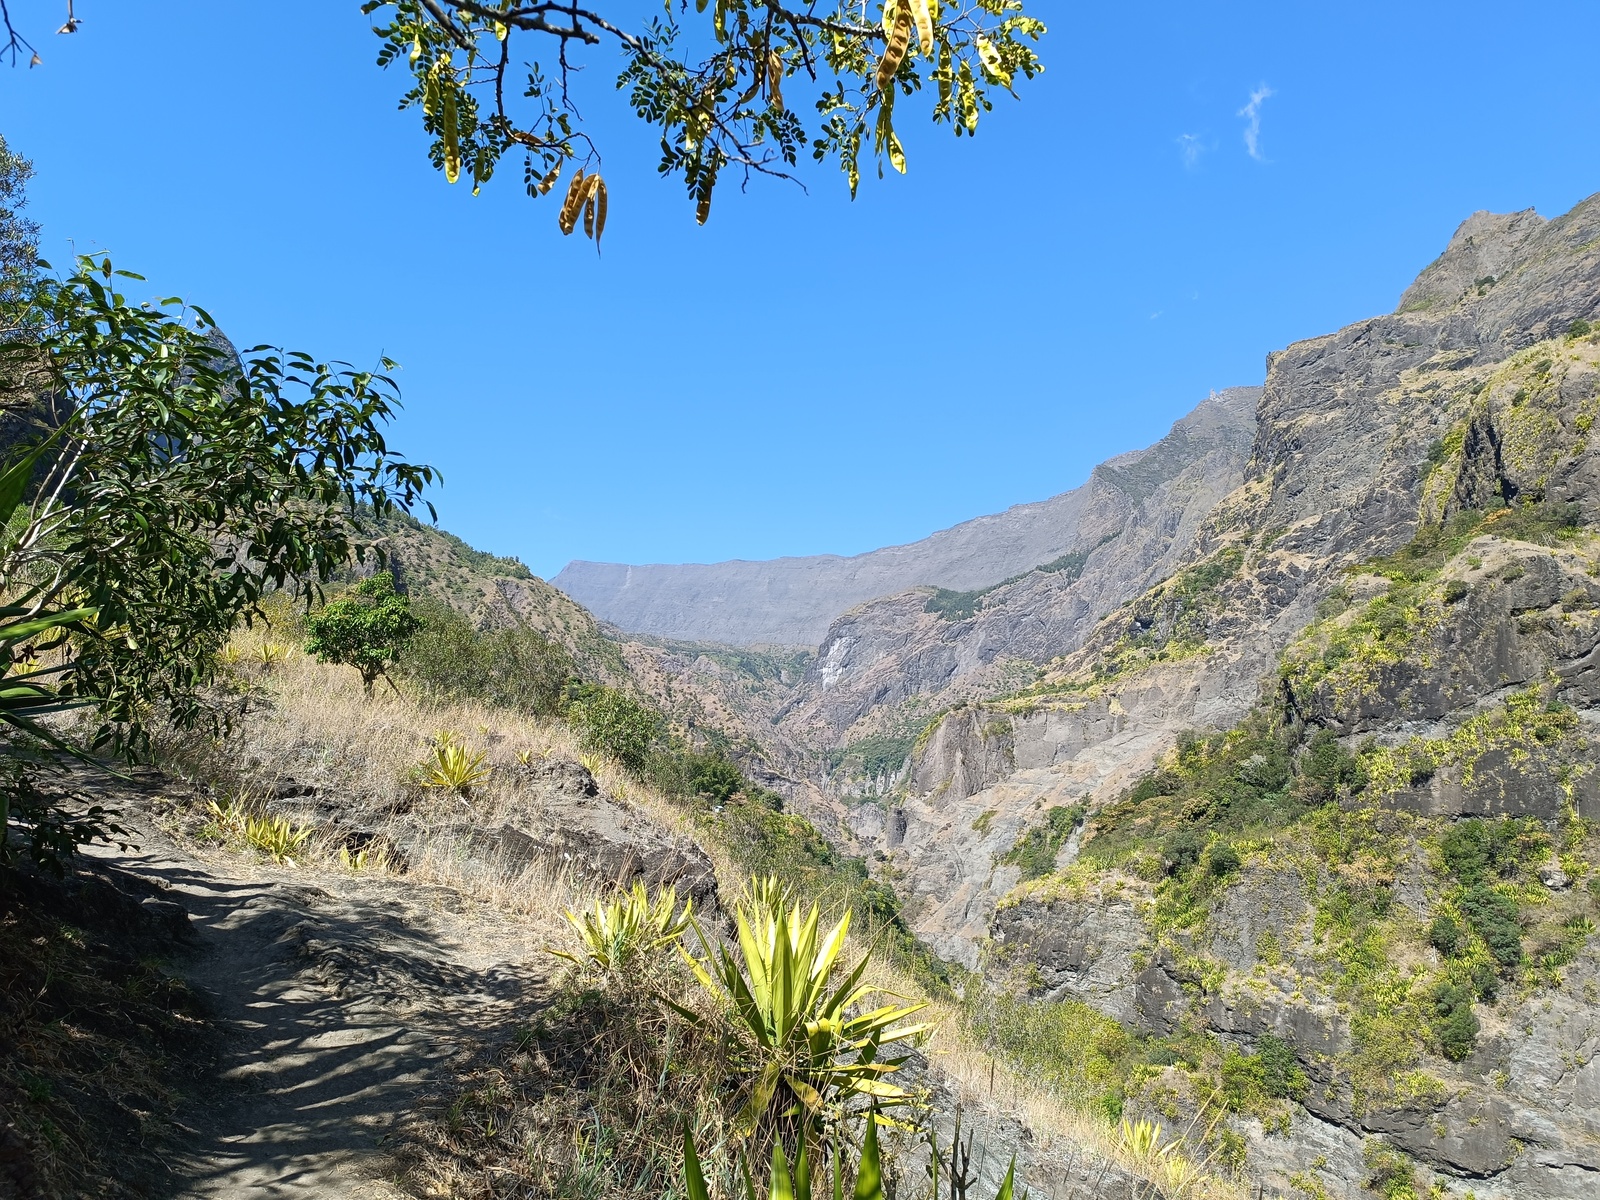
[366,0,1045,233]
[304,572,424,693]
[0,134,37,313]
[11,3,1045,238]
[0,254,434,868]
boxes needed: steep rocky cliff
[877,197,1600,1198]
[776,388,1259,762]
[552,389,1258,647]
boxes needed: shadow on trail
[115,848,545,1199]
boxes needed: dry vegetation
[0,857,213,1200]
[134,620,1247,1200]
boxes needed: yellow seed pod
[976,35,1011,86]
[887,131,906,174]
[583,174,608,248]
[442,85,461,184]
[875,5,912,92]
[910,0,934,56]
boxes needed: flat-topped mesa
[552,386,1261,648]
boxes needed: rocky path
[88,803,551,1199]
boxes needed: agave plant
[245,813,314,864]
[682,1114,1021,1200]
[1114,1119,1206,1198]
[204,796,248,842]
[676,877,929,1142]
[417,741,492,794]
[254,641,287,666]
[549,881,693,973]
[339,842,389,872]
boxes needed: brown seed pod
[558,169,587,235]
[592,178,608,249]
[582,174,606,241]
[875,4,912,92]
[696,179,714,226]
[767,51,784,111]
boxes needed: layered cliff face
[882,198,1600,953]
[887,197,1600,1198]
[551,389,1258,648]
[775,388,1259,759]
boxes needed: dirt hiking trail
[90,793,552,1199]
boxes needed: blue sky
[5,2,1600,578]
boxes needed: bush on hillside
[1428,911,1463,957]
[396,596,570,715]
[685,753,745,804]
[998,804,1084,880]
[572,685,660,771]
[1457,885,1523,972]
[1256,1034,1309,1100]
[1430,979,1479,1061]
[1440,817,1543,886]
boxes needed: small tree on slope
[304,573,422,695]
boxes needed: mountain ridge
[553,386,1261,647]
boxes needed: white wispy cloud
[1237,84,1274,161]
[1177,133,1205,169]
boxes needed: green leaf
[772,1141,796,1200]
[682,1125,711,1200]
[994,1156,1017,1200]
[853,1115,883,1200]
[0,608,98,645]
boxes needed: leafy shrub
[1257,1034,1308,1100]
[1128,769,1183,803]
[1218,1037,1307,1112]
[1428,911,1463,957]
[571,686,660,771]
[1457,885,1523,972]
[1219,1047,1268,1112]
[1163,826,1204,875]
[1297,729,1369,803]
[304,572,422,694]
[416,738,491,794]
[550,882,692,974]
[998,804,1084,880]
[1205,840,1242,878]
[397,595,569,715]
[1569,318,1592,338]
[1440,818,1533,885]
[1362,1139,1419,1200]
[686,753,745,804]
[244,813,314,864]
[1429,980,1478,1060]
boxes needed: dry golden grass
[179,625,1248,1200]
